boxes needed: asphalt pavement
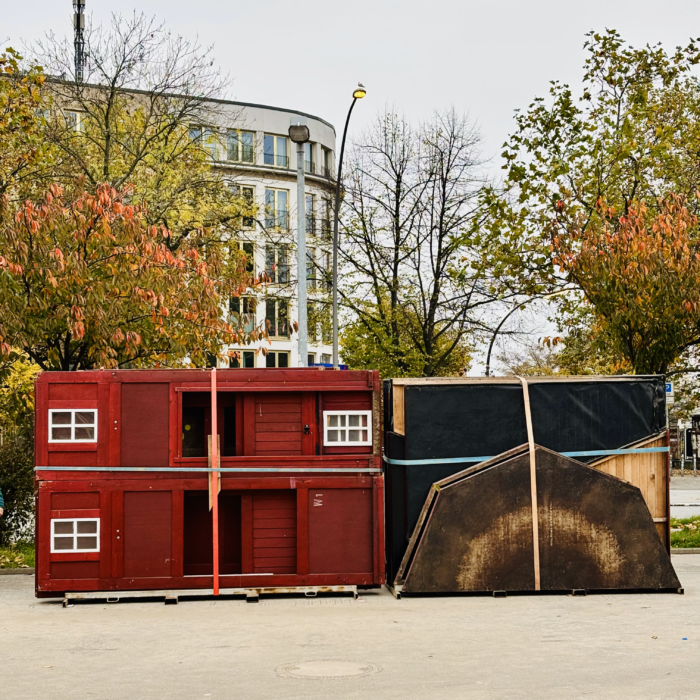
[1,554,700,700]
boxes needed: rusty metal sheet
[402,447,680,594]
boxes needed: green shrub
[0,441,34,546]
[670,516,700,548]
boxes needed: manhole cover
[276,660,381,679]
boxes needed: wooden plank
[37,486,52,582]
[243,394,255,455]
[171,490,184,578]
[393,384,405,436]
[111,490,124,579]
[99,491,112,580]
[301,394,316,456]
[297,488,309,575]
[108,382,121,467]
[169,383,179,464]
[240,494,253,573]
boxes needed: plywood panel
[124,491,172,578]
[393,385,405,436]
[252,491,296,573]
[121,383,170,467]
[309,489,373,574]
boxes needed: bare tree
[339,108,526,376]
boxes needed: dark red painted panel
[183,491,242,575]
[309,489,373,574]
[321,391,373,410]
[121,383,170,467]
[49,383,98,401]
[123,491,172,578]
[50,561,100,579]
[51,492,100,509]
[252,491,296,573]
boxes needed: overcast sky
[3,0,699,171]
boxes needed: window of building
[230,350,256,368]
[321,197,333,239]
[263,134,289,168]
[234,240,255,274]
[321,303,332,344]
[230,185,255,228]
[322,251,332,291]
[323,411,372,446]
[265,350,290,368]
[264,188,288,230]
[322,147,332,177]
[229,296,256,333]
[65,110,84,132]
[307,353,316,365]
[305,194,315,235]
[304,142,315,173]
[51,519,100,553]
[48,409,97,443]
[306,247,316,290]
[190,127,218,159]
[265,244,289,284]
[321,353,331,364]
[307,302,318,343]
[266,299,289,337]
[227,129,255,162]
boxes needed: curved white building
[199,99,337,368]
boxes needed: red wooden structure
[34,368,384,598]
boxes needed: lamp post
[332,84,366,369]
[289,116,311,367]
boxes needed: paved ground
[671,476,700,518]
[1,555,700,700]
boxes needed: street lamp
[332,83,366,369]
[289,116,311,367]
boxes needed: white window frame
[50,518,100,553]
[48,409,98,443]
[323,410,372,446]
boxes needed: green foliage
[341,303,471,377]
[670,515,700,548]
[0,541,34,568]
[0,354,41,444]
[0,441,34,546]
[0,48,48,197]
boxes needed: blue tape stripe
[382,446,669,466]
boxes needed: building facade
[193,100,337,369]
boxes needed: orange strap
[518,376,541,591]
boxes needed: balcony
[305,160,315,174]
[321,165,334,179]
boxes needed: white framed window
[48,409,98,442]
[51,518,100,553]
[323,410,372,446]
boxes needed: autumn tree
[0,183,261,370]
[552,195,700,374]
